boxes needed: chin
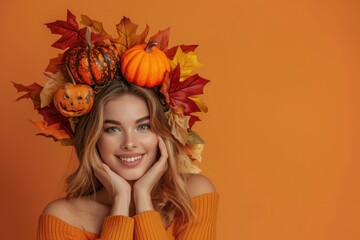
[119,170,147,181]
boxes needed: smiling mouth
[117,154,144,163]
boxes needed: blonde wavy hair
[66,78,194,226]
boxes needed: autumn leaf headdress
[14,10,209,167]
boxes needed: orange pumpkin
[65,43,119,86]
[53,83,94,117]
[120,42,171,87]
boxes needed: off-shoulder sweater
[37,192,218,240]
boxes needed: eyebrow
[104,116,150,125]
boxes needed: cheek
[97,135,115,156]
[141,134,159,154]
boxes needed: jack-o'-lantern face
[53,83,94,117]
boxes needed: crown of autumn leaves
[13,10,209,165]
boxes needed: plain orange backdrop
[1,0,360,239]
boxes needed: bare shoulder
[185,174,216,198]
[43,199,82,225]
[43,198,73,219]
[42,197,109,233]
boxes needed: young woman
[37,79,219,239]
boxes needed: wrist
[134,192,154,213]
[110,194,131,216]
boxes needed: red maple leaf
[164,65,209,115]
[13,82,43,109]
[45,9,106,49]
[37,104,74,137]
[149,27,170,51]
[45,54,64,73]
[189,115,200,128]
[166,44,198,60]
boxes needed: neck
[94,184,137,216]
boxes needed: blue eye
[138,124,150,131]
[105,127,120,133]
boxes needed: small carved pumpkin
[65,43,119,86]
[53,83,94,117]
[120,42,171,87]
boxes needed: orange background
[1,0,359,239]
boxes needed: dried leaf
[166,44,198,60]
[40,71,66,108]
[187,130,205,145]
[163,65,210,115]
[185,143,204,162]
[165,106,190,145]
[45,54,64,73]
[149,27,170,51]
[171,47,203,81]
[29,120,71,141]
[13,82,43,109]
[185,131,205,163]
[81,14,109,35]
[179,155,202,174]
[113,17,149,55]
[45,9,106,49]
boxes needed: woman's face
[97,94,159,181]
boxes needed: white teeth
[119,155,142,162]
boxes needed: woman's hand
[133,136,168,213]
[94,163,132,216]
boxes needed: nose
[120,131,137,150]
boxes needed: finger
[94,163,111,181]
[157,136,168,162]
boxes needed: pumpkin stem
[85,26,94,49]
[66,65,77,85]
[145,41,158,53]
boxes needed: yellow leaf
[187,130,205,144]
[177,153,202,174]
[188,96,208,113]
[184,130,205,163]
[170,47,203,81]
[185,142,204,163]
[40,71,66,108]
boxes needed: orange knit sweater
[37,192,218,240]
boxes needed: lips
[116,154,144,168]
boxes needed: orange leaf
[113,17,149,55]
[80,14,109,35]
[159,72,171,104]
[13,82,43,109]
[29,120,71,141]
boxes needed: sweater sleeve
[133,192,219,240]
[99,215,134,239]
[176,192,219,240]
[133,210,172,240]
[37,214,134,240]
